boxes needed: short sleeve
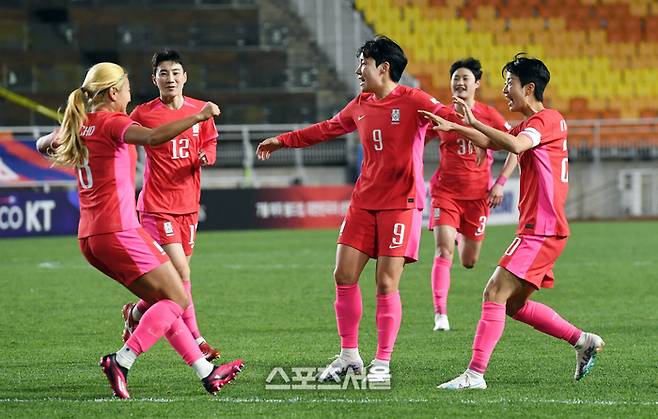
[107,113,140,144]
[202,118,218,142]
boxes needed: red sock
[431,256,452,314]
[135,299,151,317]
[375,291,402,361]
[335,284,362,348]
[126,299,183,355]
[512,301,582,345]
[181,281,201,340]
[164,316,205,365]
[468,301,506,374]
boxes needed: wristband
[495,175,508,186]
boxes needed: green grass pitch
[1,221,657,417]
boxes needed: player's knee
[482,285,500,302]
[376,282,397,295]
[333,267,358,285]
[436,246,453,260]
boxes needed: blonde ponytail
[49,62,127,167]
[51,88,88,167]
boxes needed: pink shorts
[498,234,568,289]
[79,227,170,286]
[429,195,489,241]
[139,212,199,256]
[337,206,423,263]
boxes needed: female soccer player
[37,62,242,398]
[121,50,220,361]
[428,58,517,331]
[257,36,456,382]
[420,54,603,390]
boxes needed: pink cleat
[202,359,245,395]
[99,353,130,399]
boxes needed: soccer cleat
[202,358,245,395]
[99,353,130,399]
[121,303,138,343]
[574,332,605,381]
[365,359,391,383]
[437,369,487,390]
[317,355,364,383]
[199,341,221,362]
[433,313,450,331]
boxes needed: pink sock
[181,281,201,340]
[335,284,362,348]
[126,299,183,355]
[431,256,452,314]
[512,301,582,345]
[164,316,205,365]
[375,291,402,362]
[468,301,506,374]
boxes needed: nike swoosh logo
[389,244,403,249]
[358,115,366,120]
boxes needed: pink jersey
[430,101,509,200]
[131,97,218,214]
[510,109,569,237]
[278,85,450,210]
[77,112,141,238]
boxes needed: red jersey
[77,112,141,238]
[430,101,510,200]
[510,109,569,236]
[278,85,451,210]
[131,97,218,214]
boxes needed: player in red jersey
[428,58,518,332]
[421,54,603,390]
[121,50,220,361]
[37,62,242,398]
[257,36,454,383]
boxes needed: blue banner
[0,189,80,238]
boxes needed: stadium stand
[354,0,658,122]
[0,0,351,126]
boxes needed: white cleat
[366,359,391,383]
[574,332,605,381]
[437,369,487,390]
[317,355,364,383]
[433,313,450,331]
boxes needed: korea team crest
[391,108,400,124]
[192,123,200,136]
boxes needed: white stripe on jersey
[520,127,541,147]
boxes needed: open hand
[256,137,283,160]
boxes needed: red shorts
[429,195,489,241]
[79,227,169,286]
[337,206,423,263]
[139,212,199,256]
[498,234,568,289]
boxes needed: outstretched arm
[418,109,497,150]
[125,102,220,147]
[451,97,533,154]
[36,128,60,155]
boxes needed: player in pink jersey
[37,62,242,398]
[121,50,220,362]
[421,54,603,390]
[257,36,452,383]
[428,58,518,332]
